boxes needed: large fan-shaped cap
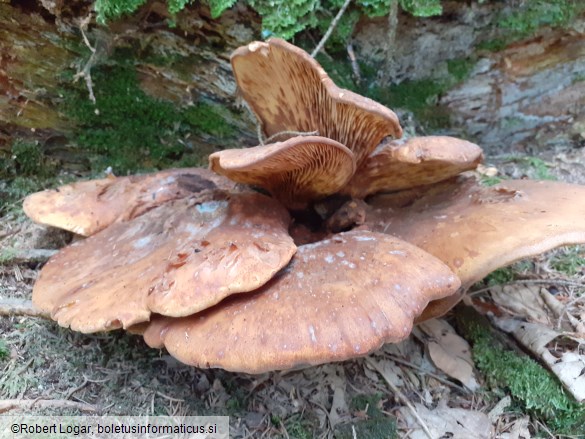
[365,177,585,321]
[231,39,402,168]
[32,192,296,332]
[23,168,237,236]
[342,136,483,198]
[209,136,355,209]
[143,230,460,373]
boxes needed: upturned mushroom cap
[23,168,237,236]
[32,192,296,332]
[209,136,356,209]
[231,39,402,168]
[342,136,483,198]
[365,177,585,321]
[143,230,460,373]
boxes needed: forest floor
[1,147,584,438]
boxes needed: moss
[551,246,585,276]
[1,139,56,181]
[0,248,18,265]
[182,102,236,139]
[476,38,508,53]
[515,157,556,181]
[447,57,476,83]
[370,79,451,129]
[479,175,503,187]
[498,0,582,38]
[283,415,313,439]
[314,53,358,92]
[482,267,515,286]
[60,55,231,175]
[0,339,9,361]
[461,319,585,435]
[334,393,397,439]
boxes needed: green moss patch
[334,393,397,439]
[458,311,585,435]
[60,58,233,174]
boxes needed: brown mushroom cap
[32,192,296,332]
[23,168,237,236]
[209,136,356,209]
[365,177,585,321]
[143,230,460,373]
[231,39,402,168]
[342,136,483,198]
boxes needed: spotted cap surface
[143,230,460,373]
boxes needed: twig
[383,353,469,393]
[378,0,399,85]
[0,399,97,414]
[346,42,361,84]
[0,298,49,319]
[311,0,352,58]
[469,279,585,297]
[365,357,433,439]
[0,249,58,265]
[539,289,585,333]
[65,378,89,400]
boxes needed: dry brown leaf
[494,318,585,402]
[399,403,492,439]
[419,319,480,391]
[490,285,551,325]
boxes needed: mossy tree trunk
[1,0,260,177]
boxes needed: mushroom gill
[231,38,402,168]
[209,136,356,209]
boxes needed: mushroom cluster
[24,39,585,374]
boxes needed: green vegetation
[483,267,515,286]
[335,393,397,439]
[476,38,508,53]
[61,57,232,174]
[551,246,585,276]
[370,78,447,129]
[283,415,313,439]
[461,319,585,435]
[515,156,556,180]
[498,0,582,38]
[0,339,9,361]
[1,140,56,181]
[478,175,503,187]
[92,0,443,43]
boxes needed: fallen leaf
[490,284,551,324]
[399,403,492,439]
[494,318,585,402]
[419,319,480,391]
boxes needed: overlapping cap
[143,230,460,373]
[32,192,296,332]
[231,39,402,169]
[343,136,483,198]
[209,136,356,209]
[23,168,237,236]
[366,177,585,321]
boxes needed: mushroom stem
[310,0,353,58]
